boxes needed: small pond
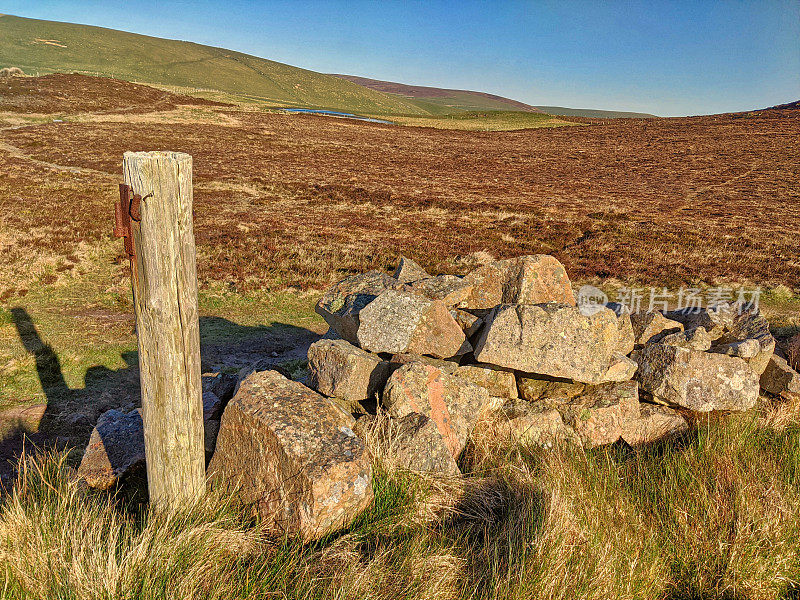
[280,108,393,124]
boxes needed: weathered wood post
[122,151,205,507]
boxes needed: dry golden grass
[1,407,799,599]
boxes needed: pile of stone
[76,253,800,541]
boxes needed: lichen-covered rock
[633,343,760,412]
[713,338,761,359]
[355,413,460,476]
[315,271,406,343]
[630,311,684,346]
[450,308,484,338]
[407,275,474,307]
[516,375,585,402]
[710,305,775,375]
[760,354,800,399]
[659,327,713,351]
[77,409,145,491]
[621,403,689,447]
[393,256,429,283]
[455,364,518,399]
[461,255,576,309]
[307,339,392,411]
[207,371,373,541]
[554,381,640,449]
[492,400,580,448]
[474,303,637,384]
[382,363,491,458]
[356,290,470,358]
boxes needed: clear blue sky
[2,0,799,116]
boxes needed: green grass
[1,411,799,599]
[0,14,429,117]
[531,106,657,118]
[384,110,580,131]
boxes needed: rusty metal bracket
[114,184,142,264]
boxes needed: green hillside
[0,14,428,116]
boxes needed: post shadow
[2,307,322,489]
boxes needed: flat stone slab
[474,303,636,384]
[207,370,373,541]
[455,364,518,399]
[492,400,580,448]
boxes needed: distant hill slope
[330,74,543,114]
[766,100,800,110]
[531,106,656,119]
[0,14,427,116]
[331,74,656,118]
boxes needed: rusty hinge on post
[114,184,142,266]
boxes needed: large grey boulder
[760,354,800,399]
[461,254,576,310]
[491,400,580,448]
[621,403,689,447]
[77,408,145,491]
[307,339,392,411]
[633,343,760,412]
[315,271,406,343]
[207,371,373,541]
[474,303,637,384]
[393,256,429,283]
[356,290,470,358]
[382,363,492,458]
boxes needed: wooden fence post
[123,151,205,508]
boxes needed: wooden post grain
[123,151,205,507]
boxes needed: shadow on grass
[1,306,320,489]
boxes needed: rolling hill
[330,74,544,114]
[331,74,656,118]
[0,14,428,116]
[0,14,655,119]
